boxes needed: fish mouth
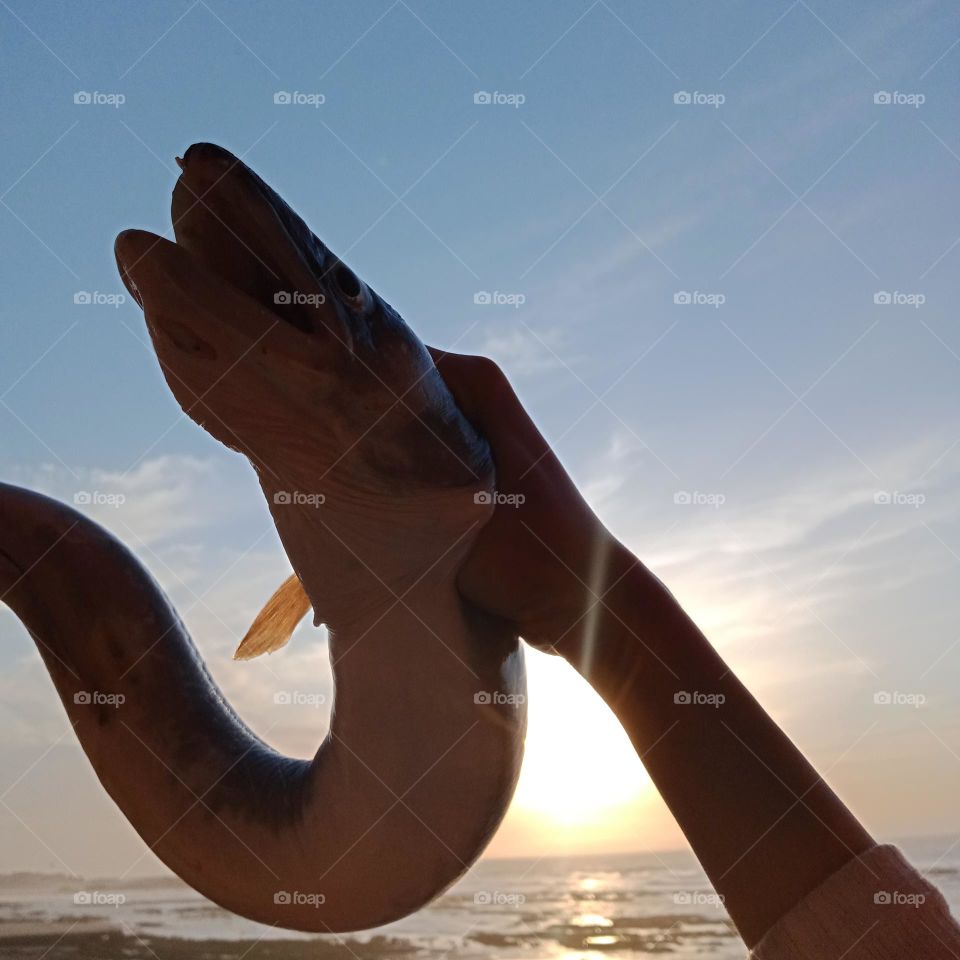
[113,143,492,499]
[168,142,370,341]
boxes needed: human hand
[429,349,637,655]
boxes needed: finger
[427,347,551,466]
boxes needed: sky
[0,0,959,878]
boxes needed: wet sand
[0,926,418,960]
[0,915,737,959]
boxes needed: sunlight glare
[512,648,651,827]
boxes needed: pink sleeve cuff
[751,844,960,959]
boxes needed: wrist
[553,547,703,703]
[545,539,654,662]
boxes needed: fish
[0,142,526,933]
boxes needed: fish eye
[333,263,362,299]
[326,259,373,317]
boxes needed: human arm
[430,349,879,948]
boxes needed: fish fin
[234,574,312,660]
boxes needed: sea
[1,837,958,959]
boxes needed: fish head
[115,143,494,622]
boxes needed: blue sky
[1,0,959,876]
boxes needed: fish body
[0,143,526,932]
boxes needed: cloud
[0,455,332,754]
[474,324,574,376]
[580,430,646,509]
[4,455,246,549]
[569,424,960,704]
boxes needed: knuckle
[471,356,512,396]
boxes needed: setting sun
[511,648,652,827]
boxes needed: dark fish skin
[0,144,526,933]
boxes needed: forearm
[557,542,874,947]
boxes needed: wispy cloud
[0,456,331,756]
[474,324,575,376]
[571,425,960,708]
[5,455,240,548]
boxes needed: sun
[511,647,652,827]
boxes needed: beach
[2,839,956,959]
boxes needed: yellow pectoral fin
[234,574,312,660]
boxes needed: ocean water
[2,838,958,958]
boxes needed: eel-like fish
[0,142,525,932]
